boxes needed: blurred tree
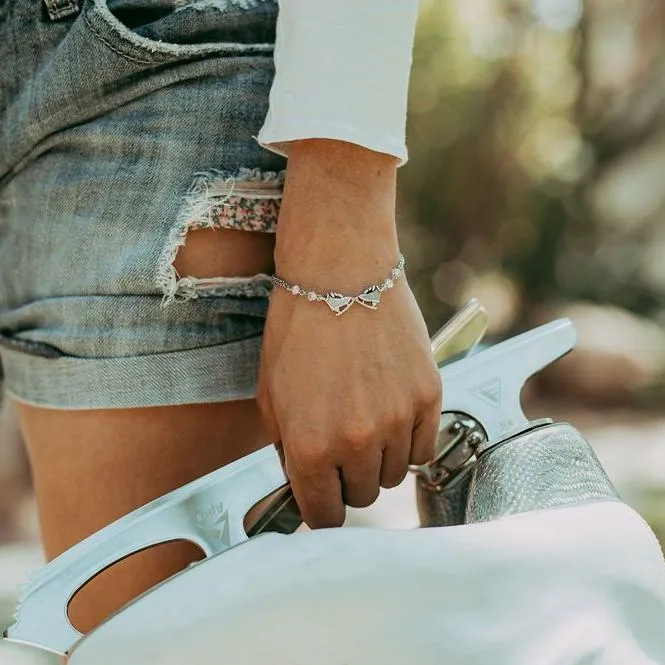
[400,0,665,335]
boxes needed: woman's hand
[256,140,442,528]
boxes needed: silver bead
[307,291,317,301]
[291,285,300,295]
[385,278,394,289]
[392,268,400,279]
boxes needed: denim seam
[174,0,271,11]
[82,13,158,64]
[0,334,64,359]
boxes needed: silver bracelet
[272,253,405,316]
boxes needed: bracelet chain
[272,254,405,316]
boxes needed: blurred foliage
[401,0,665,337]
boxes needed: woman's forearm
[274,139,401,293]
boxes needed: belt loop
[43,0,81,21]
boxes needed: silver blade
[440,318,576,446]
[5,444,288,656]
[430,298,488,366]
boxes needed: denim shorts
[0,0,286,409]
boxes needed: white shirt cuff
[257,0,420,166]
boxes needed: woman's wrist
[274,139,401,292]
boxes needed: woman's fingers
[340,443,383,508]
[286,446,346,528]
[380,427,413,489]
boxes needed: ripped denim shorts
[0,0,285,409]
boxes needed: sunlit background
[1,0,664,661]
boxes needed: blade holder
[5,446,289,656]
[439,318,576,452]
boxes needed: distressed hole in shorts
[158,168,285,304]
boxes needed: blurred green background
[1,0,665,659]
[406,0,665,328]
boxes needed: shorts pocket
[81,0,276,66]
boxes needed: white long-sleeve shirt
[257,0,420,166]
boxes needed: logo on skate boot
[195,502,230,547]
[471,377,501,408]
